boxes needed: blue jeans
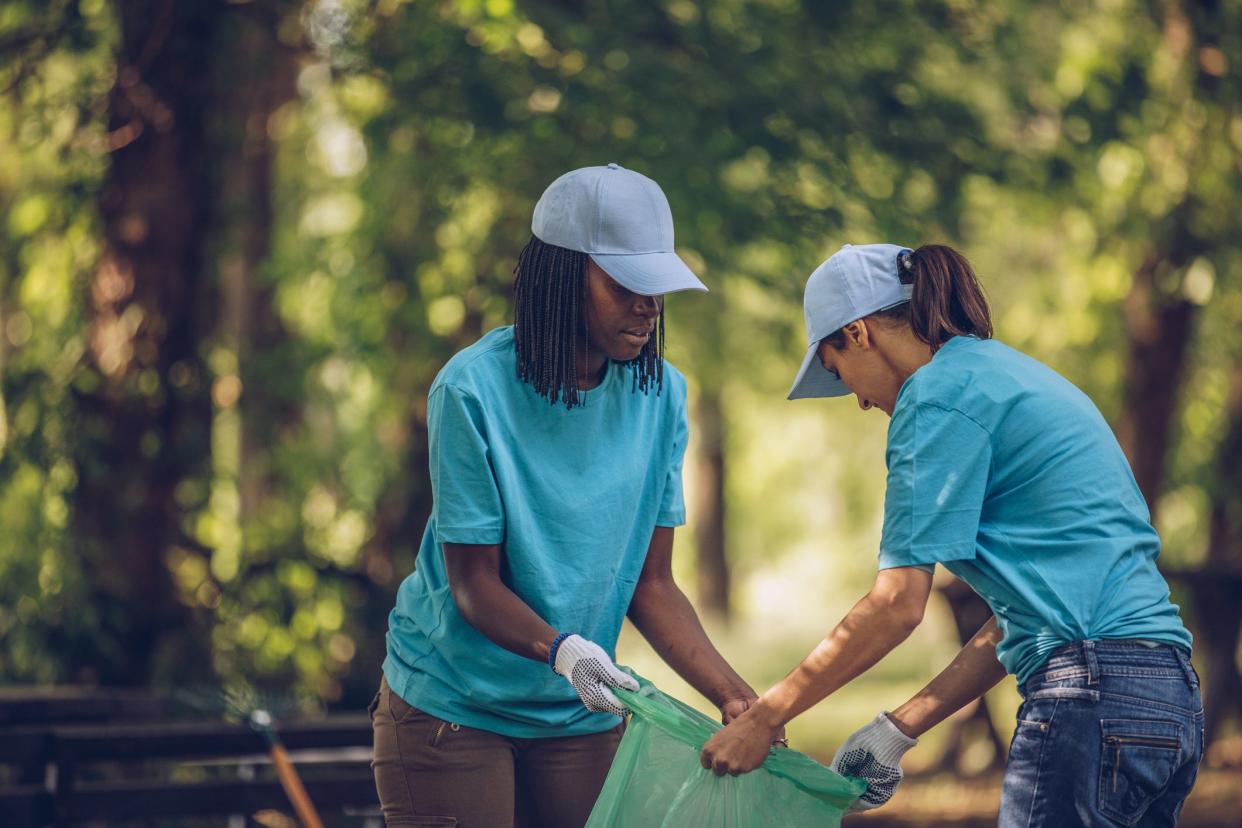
[998,640,1203,827]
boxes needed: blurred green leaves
[0,0,1238,708]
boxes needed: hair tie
[898,250,915,282]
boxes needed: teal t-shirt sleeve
[879,402,992,569]
[655,386,688,527]
[428,383,505,545]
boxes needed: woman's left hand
[718,697,755,725]
[720,697,788,741]
[700,706,782,776]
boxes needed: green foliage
[0,0,1238,714]
[0,0,115,681]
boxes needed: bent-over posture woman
[701,243,1201,827]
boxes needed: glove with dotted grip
[831,712,918,812]
[552,634,639,718]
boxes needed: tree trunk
[70,0,220,685]
[1198,360,1242,746]
[212,5,300,528]
[694,386,730,621]
[1115,247,1198,518]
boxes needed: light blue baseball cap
[532,163,708,296]
[788,243,914,400]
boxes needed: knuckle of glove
[856,780,900,810]
[575,677,625,716]
[835,747,874,778]
[571,659,606,688]
[860,774,902,808]
[837,747,903,809]
[565,649,629,716]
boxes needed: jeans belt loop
[1082,639,1099,686]
[1175,647,1197,689]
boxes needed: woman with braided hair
[700,243,1201,826]
[371,164,763,828]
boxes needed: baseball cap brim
[590,251,708,296]
[788,342,850,400]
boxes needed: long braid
[566,253,582,397]
[631,304,664,393]
[514,236,666,407]
[515,237,588,407]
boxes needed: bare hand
[719,697,788,745]
[719,697,754,725]
[700,707,781,775]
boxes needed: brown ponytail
[900,245,992,350]
[823,243,992,352]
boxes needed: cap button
[607,162,619,170]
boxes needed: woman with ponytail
[701,243,1201,826]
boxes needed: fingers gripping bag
[586,672,865,827]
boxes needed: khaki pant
[370,677,622,828]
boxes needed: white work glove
[551,634,639,717]
[831,712,918,812]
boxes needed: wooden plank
[0,728,54,784]
[52,715,372,762]
[3,714,375,825]
[0,785,53,826]
[63,773,378,820]
[0,688,162,726]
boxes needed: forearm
[450,575,558,663]
[628,579,755,707]
[888,616,1007,738]
[750,589,921,729]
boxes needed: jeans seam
[389,689,419,816]
[1098,691,1198,717]
[1034,667,1185,683]
[390,690,424,726]
[1027,688,1099,702]
[1024,698,1058,828]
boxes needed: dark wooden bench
[0,709,378,826]
[0,686,166,789]
[0,687,164,728]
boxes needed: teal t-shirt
[878,336,1191,683]
[383,326,688,737]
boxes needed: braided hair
[513,236,665,408]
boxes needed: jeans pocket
[1007,699,1054,766]
[1098,718,1183,825]
[426,718,462,748]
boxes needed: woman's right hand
[831,713,918,811]
[551,634,639,717]
[700,705,783,775]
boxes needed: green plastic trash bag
[586,671,865,827]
